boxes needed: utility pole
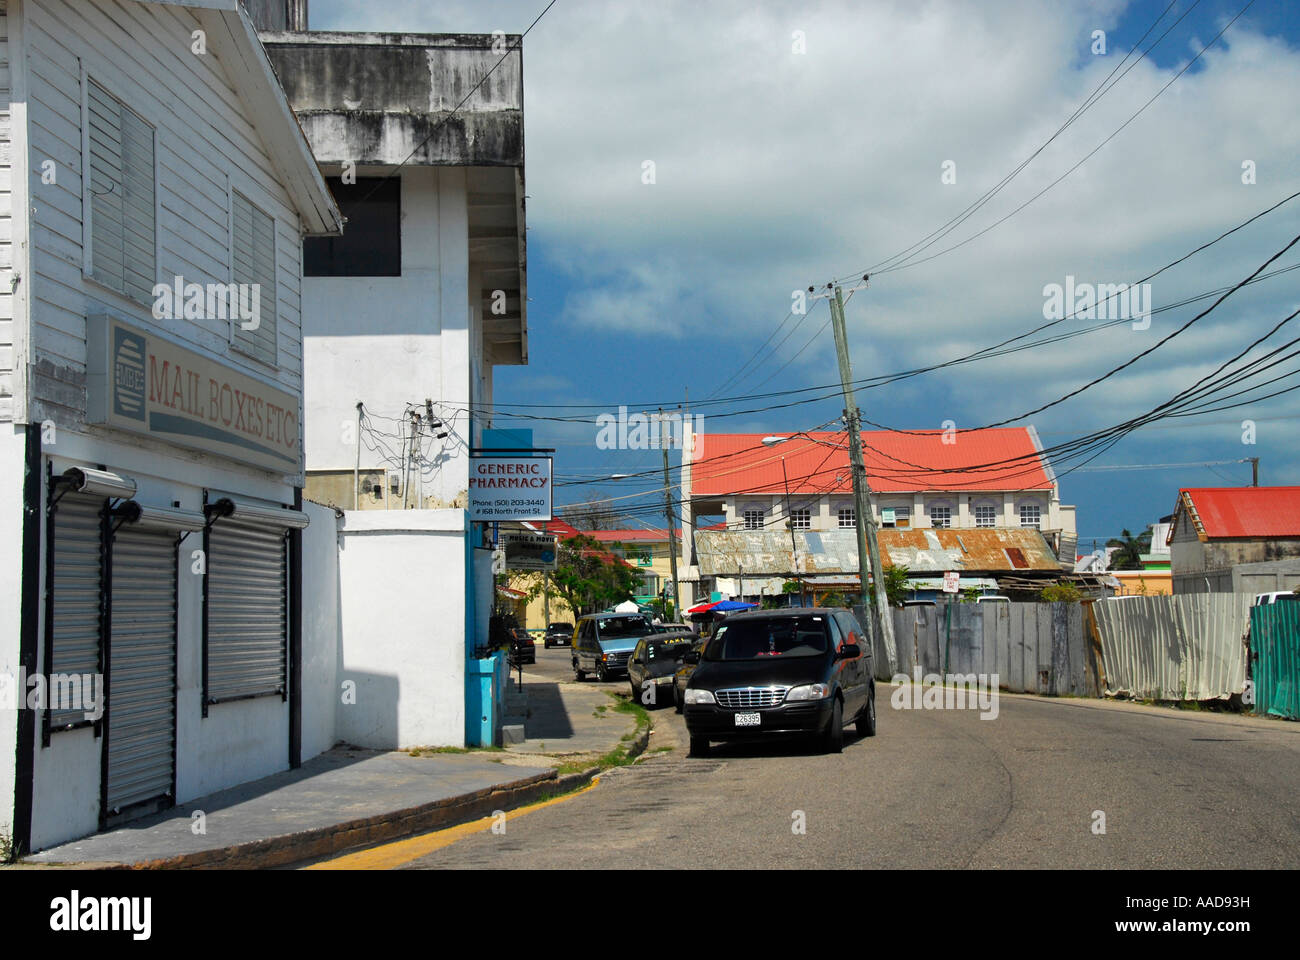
[659,408,681,622]
[780,456,806,606]
[829,281,898,671]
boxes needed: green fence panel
[1250,603,1300,720]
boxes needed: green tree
[1040,582,1083,603]
[868,563,914,607]
[536,533,642,616]
[650,597,676,622]
[1106,528,1152,571]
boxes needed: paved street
[395,645,1300,869]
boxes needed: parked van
[572,612,659,682]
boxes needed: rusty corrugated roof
[693,528,1060,576]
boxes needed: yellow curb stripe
[304,776,601,871]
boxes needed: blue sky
[310,0,1300,547]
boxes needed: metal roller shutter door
[49,494,103,731]
[207,518,287,703]
[106,525,177,813]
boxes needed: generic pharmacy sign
[469,457,552,521]
[87,315,300,472]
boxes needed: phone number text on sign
[468,456,553,521]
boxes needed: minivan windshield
[596,616,650,639]
[705,616,830,661]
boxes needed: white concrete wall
[335,509,467,748]
[302,166,473,506]
[301,498,339,762]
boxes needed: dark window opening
[304,177,401,277]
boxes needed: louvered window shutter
[231,192,278,365]
[88,80,155,304]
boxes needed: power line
[470,190,1300,420]
[867,0,1256,277]
[840,0,1192,280]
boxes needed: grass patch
[553,694,653,776]
[408,745,506,757]
[650,746,674,754]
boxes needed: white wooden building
[0,0,341,854]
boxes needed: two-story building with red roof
[679,424,1077,605]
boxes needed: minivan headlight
[785,683,831,702]
[684,689,716,705]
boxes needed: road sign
[942,571,960,594]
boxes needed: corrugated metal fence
[858,602,1098,696]
[1250,602,1300,719]
[1092,594,1251,701]
[855,596,1257,703]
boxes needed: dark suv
[682,608,875,756]
[543,622,574,648]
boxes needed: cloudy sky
[312,0,1299,548]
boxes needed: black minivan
[682,608,875,756]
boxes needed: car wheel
[630,681,640,702]
[822,696,843,754]
[574,660,586,681]
[689,735,711,758]
[856,684,877,738]
[597,662,608,683]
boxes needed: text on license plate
[734,712,761,727]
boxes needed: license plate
[734,712,761,727]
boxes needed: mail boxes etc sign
[87,315,300,473]
[469,457,553,522]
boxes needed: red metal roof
[523,518,582,537]
[689,428,1053,496]
[588,529,679,542]
[1177,487,1300,539]
[584,523,725,542]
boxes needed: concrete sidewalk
[18,676,646,869]
[502,679,643,760]
[21,748,558,869]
